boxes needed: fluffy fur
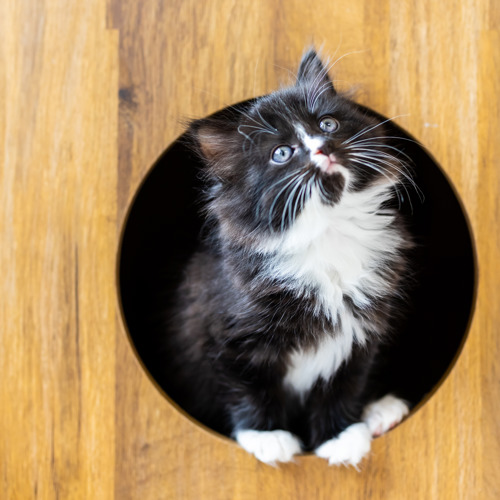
[164,49,415,466]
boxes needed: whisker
[237,126,256,151]
[342,115,410,145]
[256,170,303,218]
[239,109,278,135]
[305,55,344,111]
[350,157,406,211]
[306,49,367,111]
[310,81,335,111]
[348,148,415,179]
[314,172,334,204]
[292,180,306,226]
[345,142,414,166]
[293,175,314,224]
[255,107,278,134]
[268,171,308,231]
[238,124,277,133]
[349,150,424,203]
[282,172,309,231]
[329,49,367,71]
[350,135,422,148]
[288,182,306,230]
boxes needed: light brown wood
[1,0,498,498]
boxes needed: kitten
[165,49,414,466]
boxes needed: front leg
[228,391,302,465]
[215,344,302,466]
[307,347,376,467]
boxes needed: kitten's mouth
[312,151,340,175]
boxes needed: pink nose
[313,151,338,174]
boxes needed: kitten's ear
[190,115,235,164]
[296,49,335,94]
[194,123,227,161]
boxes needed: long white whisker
[282,172,308,231]
[239,110,277,135]
[306,56,332,110]
[255,170,304,219]
[342,115,410,145]
[314,173,333,203]
[349,148,414,178]
[255,107,278,135]
[350,157,406,211]
[311,82,335,111]
[293,175,314,223]
[329,49,367,71]
[350,135,422,147]
[306,49,366,111]
[237,126,256,151]
[239,124,277,133]
[345,142,414,165]
[290,181,307,229]
[308,77,332,111]
[268,171,307,231]
[349,151,424,202]
[292,180,307,226]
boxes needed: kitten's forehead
[247,86,341,130]
[294,123,323,151]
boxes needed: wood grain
[1,0,498,498]
[0,1,118,498]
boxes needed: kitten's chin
[329,163,350,180]
[316,169,348,206]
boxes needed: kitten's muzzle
[312,150,339,174]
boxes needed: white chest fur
[283,307,364,397]
[274,186,404,396]
[271,186,403,318]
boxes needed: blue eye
[271,145,294,163]
[319,116,339,133]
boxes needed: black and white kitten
[166,49,413,466]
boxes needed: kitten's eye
[271,145,294,163]
[319,116,339,133]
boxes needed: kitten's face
[194,50,403,236]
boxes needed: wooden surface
[1,0,498,498]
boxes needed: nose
[313,150,338,174]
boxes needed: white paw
[362,394,410,437]
[235,429,302,465]
[315,422,372,468]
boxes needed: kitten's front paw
[315,422,371,468]
[362,394,410,437]
[235,429,302,465]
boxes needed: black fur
[162,49,415,452]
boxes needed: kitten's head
[191,49,406,241]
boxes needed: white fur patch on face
[315,422,372,468]
[294,124,323,154]
[235,429,302,465]
[294,124,347,176]
[283,309,365,397]
[361,394,410,437]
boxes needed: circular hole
[118,99,477,440]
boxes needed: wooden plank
[109,1,491,499]
[0,1,118,499]
[477,28,500,500]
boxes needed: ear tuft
[296,48,335,94]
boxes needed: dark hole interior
[118,99,477,434]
